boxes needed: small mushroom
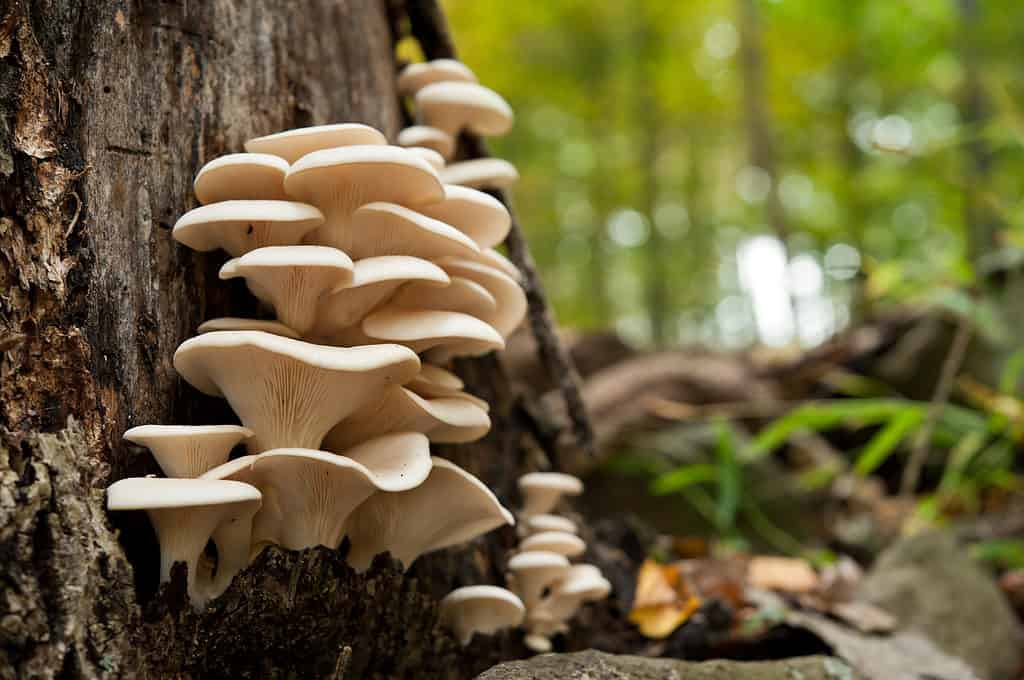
[476,248,522,281]
[397,59,477,96]
[523,634,553,654]
[323,386,490,450]
[390,276,497,319]
[124,425,253,478]
[106,477,261,604]
[245,123,387,163]
[439,586,525,645]
[417,185,511,249]
[524,514,577,536]
[204,440,430,551]
[284,145,445,250]
[440,159,519,190]
[518,531,586,558]
[358,307,504,357]
[219,246,354,335]
[506,550,570,609]
[172,200,325,256]
[437,258,526,337]
[193,154,289,203]
[173,330,420,452]
[406,368,490,412]
[343,202,480,260]
[518,472,584,517]
[344,456,514,571]
[529,565,611,636]
[405,146,446,171]
[197,318,300,338]
[415,82,514,138]
[311,256,450,342]
[397,125,455,160]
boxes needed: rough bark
[1,1,572,676]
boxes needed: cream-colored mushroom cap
[524,634,553,653]
[507,550,571,608]
[106,478,261,603]
[405,146,446,172]
[284,145,445,250]
[390,276,497,319]
[397,58,477,96]
[440,159,519,189]
[193,154,289,204]
[197,318,300,339]
[417,185,510,249]
[439,586,525,646]
[245,123,387,163]
[477,248,521,280]
[525,514,577,536]
[311,256,450,342]
[173,201,325,256]
[397,126,455,159]
[437,258,526,337]
[219,246,354,335]
[344,456,514,571]
[416,82,514,138]
[519,531,586,558]
[204,445,428,551]
[173,331,420,452]
[360,308,504,356]
[518,472,584,517]
[124,425,253,478]
[405,371,490,413]
[530,565,611,631]
[344,202,480,260]
[323,386,490,451]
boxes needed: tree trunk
[1,1,579,676]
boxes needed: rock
[477,649,857,680]
[857,530,1023,680]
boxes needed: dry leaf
[747,556,819,594]
[629,559,702,638]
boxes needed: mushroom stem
[147,505,225,598]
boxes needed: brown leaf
[747,556,819,594]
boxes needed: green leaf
[970,539,1024,570]
[650,463,718,495]
[714,418,741,533]
[853,409,923,476]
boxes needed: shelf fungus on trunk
[245,122,387,163]
[106,478,261,607]
[173,331,420,452]
[343,457,514,572]
[439,586,525,646]
[193,153,291,203]
[173,201,325,256]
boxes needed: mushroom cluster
[509,473,611,653]
[108,58,528,608]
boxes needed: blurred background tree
[429,0,1024,352]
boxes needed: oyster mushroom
[245,123,387,163]
[440,586,525,646]
[124,424,253,478]
[518,472,584,517]
[440,159,519,190]
[397,59,477,96]
[397,125,455,160]
[173,201,325,256]
[193,154,289,203]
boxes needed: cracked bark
[1,1,571,676]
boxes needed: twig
[404,0,597,469]
[900,316,973,496]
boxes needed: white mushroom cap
[197,318,301,339]
[524,514,577,536]
[397,126,455,160]
[415,82,514,138]
[518,472,584,517]
[193,154,289,204]
[440,159,519,189]
[219,246,354,335]
[344,456,514,571]
[439,586,525,645]
[405,377,490,413]
[124,425,253,478]
[173,331,420,452]
[417,185,510,249]
[359,308,504,356]
[477,248,522,281]
[310,256,450,342]
[244,123,387,163]
[284,145,445,251]
[173,201,325,256]
[106,478,261,604]
[523,634,553,654]
[405,147,446,172]
[437,258,526,338]
[323,385,490,451]
[506,550,571,609]
[343,202,480,260]
[518,531,586,558]
[390,276,497,319]
[203,444,429,551]
[530,565,611,632]
[419,363,463,389]
[397,59,477,96]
